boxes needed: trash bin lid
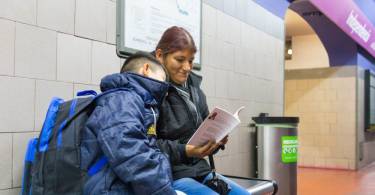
[252,117,299,124]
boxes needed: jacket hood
[100,72,169,105]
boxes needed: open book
[187,106,245,146]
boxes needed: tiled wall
[0,0,284,192]
[200,0,284,177]
[285,66,357,170]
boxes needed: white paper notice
[123,0,201,64]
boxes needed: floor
[298,162,375,195]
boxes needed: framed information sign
[116,0,202,69]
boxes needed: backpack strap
[39,97,64,152]
[77,90,98,97]
[63,88,129,126]
[56,98,78,148]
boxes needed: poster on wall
[117,0,202,69]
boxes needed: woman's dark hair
[155,26,197,56]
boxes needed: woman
[154,26,250,195]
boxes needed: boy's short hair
[120,51,165,75]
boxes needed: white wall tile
[240,21,255,48]
[92,41,120,85]
[223,0,236,18]
[226,127,240,155]
[12,132,39,187]
[0,76,35,132]
[219,41,235,71]
[106,0,116,44]
[238,153,252,177]
[217,11,240,45]
[214,69,229,98]
[75,0,107,42]
[235,0,247,21]
[228,72,241,100]
[37,0,75,34]
[214,99,232,112]
[239,74,253,101]
[215,156,232,175]
[0,134,12,189]
[202,4,217,37]
[253,78,271,103]
[200,66,216,97]
[0,0,37,25]
[228,155,242,176]
[0,19,15,76]
[255,30,267,55]
[216,11,229,42]
[254,53,267,79]
[234,46,255,76]
[203,0,223,10]
[15,23,57,80]
[263,54,275,80]
[234,46,247,74]
[57,33,91,83]
[35,80,73,131]
[0,188,21,195]
[227,16,241,46]
[239,127,252,153]
[245,1,257,29]
[201,34,217,67]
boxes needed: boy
[81,52,176,195]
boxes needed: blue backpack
[21,89,124,195]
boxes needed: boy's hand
[185,141,221,158]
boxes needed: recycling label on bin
[281,136,298,163]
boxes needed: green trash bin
[252,115,299,195]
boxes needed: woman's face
[158,49,195,85]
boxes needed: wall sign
[116,0,202,69]
[310,0,375,59]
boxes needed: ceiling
[285,9,315,37]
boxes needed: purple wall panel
[290,1,358,66]
[254,0,375,70]
[253,0,290,19]
[310,0,375,58]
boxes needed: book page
[187,106,244,146]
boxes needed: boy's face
[148,68,166,82]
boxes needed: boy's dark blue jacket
[80,72,176,195]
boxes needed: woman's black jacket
[156,72,211,180]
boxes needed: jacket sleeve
[156,88,211,165]
[92,92,176,195]
[156,139,190,165]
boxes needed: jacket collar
[100,72,169,106]
[187,71,202,88]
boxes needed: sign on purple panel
[310,0,375,58]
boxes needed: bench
[224,175,278,195]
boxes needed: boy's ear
[141,63,151,77]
